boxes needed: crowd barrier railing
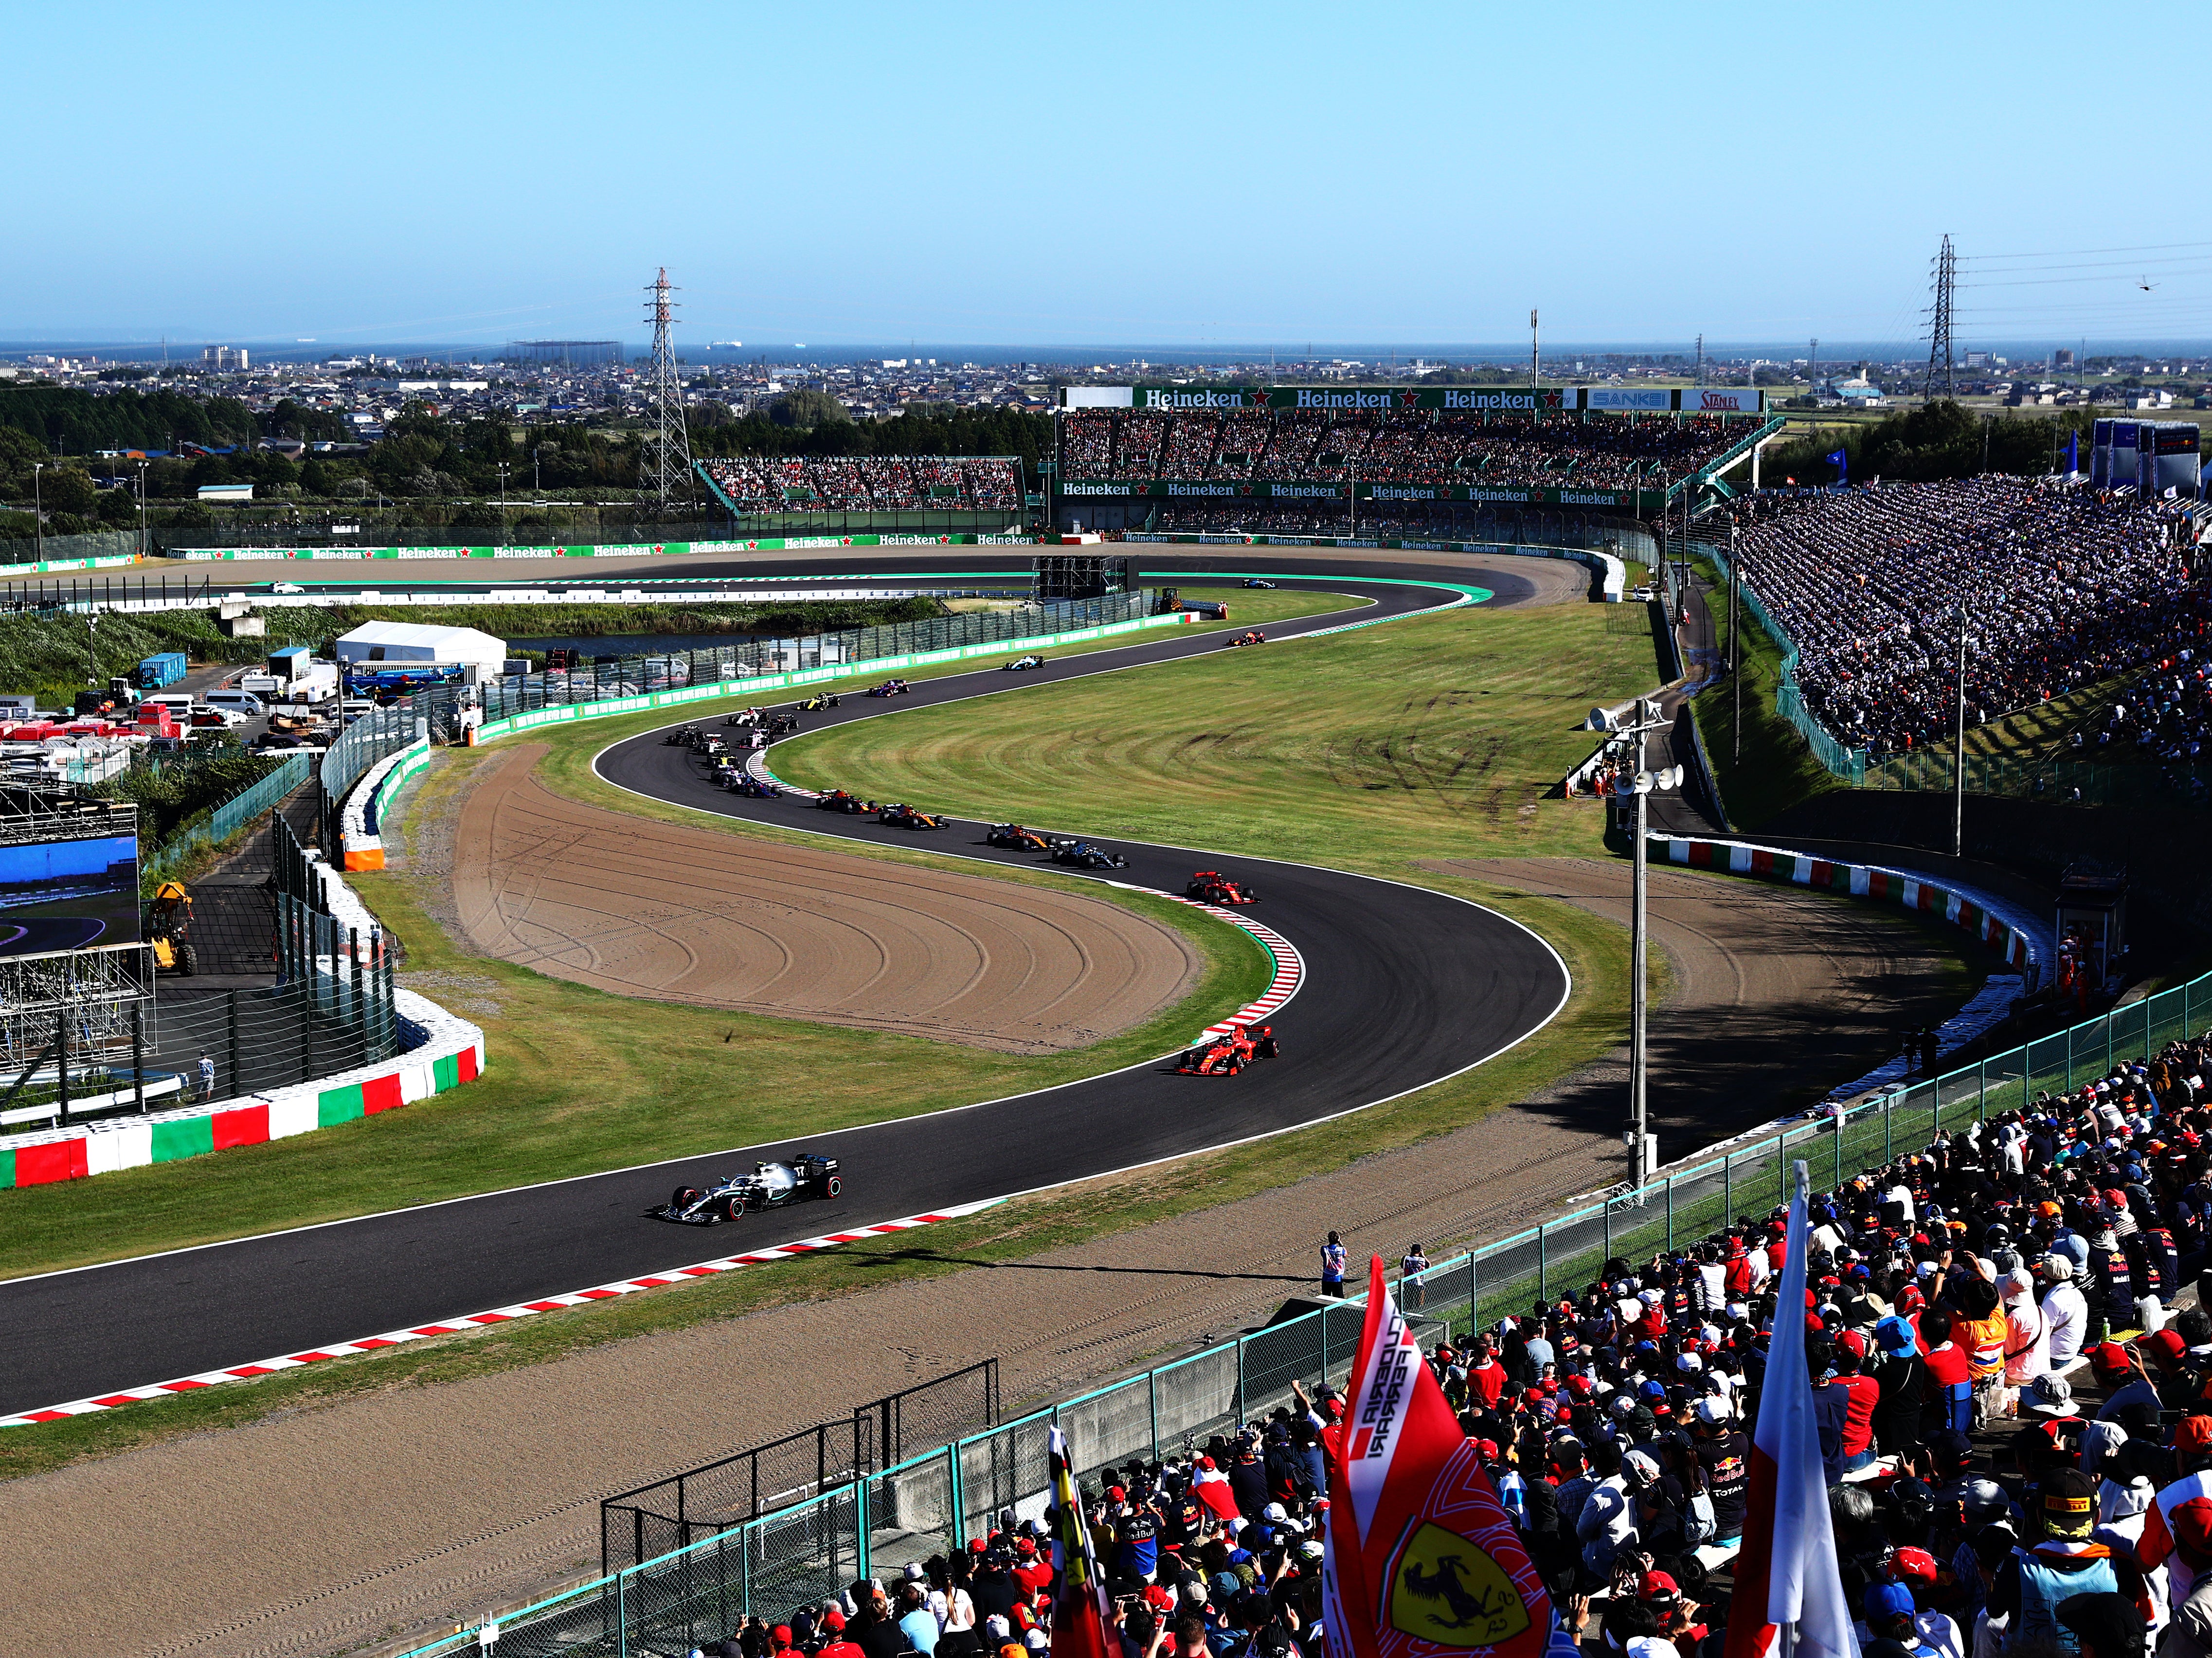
[1692,538,1868,785]
[386,956,2212,1658]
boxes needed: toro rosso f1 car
[987,824,1052,852]
[1174,1023,1281,1076]
[1050,839,1130,869]
[719,769,784,798]
[1187,870,1259,905]
[879,803,947,830]
[865,679,913,697]
[658,1153,843,1223]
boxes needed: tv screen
[0,834,142,957]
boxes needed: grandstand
[696,455,1027,531]
[1724,479,2206,760]
[1053,387,1774,533]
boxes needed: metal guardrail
[390,958,2212,1658]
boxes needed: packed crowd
[692,1021,2212,1658]
[1059,412,1748,493]
[1732,480,2207,757]
[2084,653,2212,765]
[701,457,1025,514]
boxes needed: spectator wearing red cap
[816,1610,864,1658]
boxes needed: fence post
[1602,1198,1611,1264]
[1665,1176,1674,1251]
[1978,1060,1988,1121]
[1470,1252,1480,1334]
[301,956,315,1084]
[1148,1369,1161,1465]
[132,1003,146,1114]
[1834,1111,1844,1187]
[1777,1134,1786,1207]
[1883,1099,1892,1164]
[347,928,362,1065]
[56,1007,69,1128]
[228,989,242,1095]
[1722,1153,1731,1223]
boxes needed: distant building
[506,340,623,368]
[333,620,507,674]
[197,483,254,503]
[201,346,249,371]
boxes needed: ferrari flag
[1046,1426,1114,1658]
[1321,1257,1572,1658]
[1721,1164,1860,1658]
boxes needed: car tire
[718,1194,744,1221]
[825,1175,843,1199]
[671,1186,703,1213]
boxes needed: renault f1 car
[1050,839,1130,869]
[816,789,877,813]
[1174,1024,1280,1076]
[987,824,1052,852]
[1223,631,1268,648]
[865,679,913,697]
[796,693,842,712]
[1187,870,1259,905]
[879,803,947,830]
[1002,656,1046,671]
[657,1153,843,1223]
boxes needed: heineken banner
[1072,384,1763,415]
[1059,479,1662,513]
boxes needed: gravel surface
[448,744,1200,1052]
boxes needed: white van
[144,693,196,719]
[202,689,268,718]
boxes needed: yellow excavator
[148,881,198,975]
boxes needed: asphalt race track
[0,557,1579,1418]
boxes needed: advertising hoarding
[0,833,141,957]
[1058,478,1661,512]
[1076,384,1766,414]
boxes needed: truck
[137,651,189,690]
[240,646,340,706]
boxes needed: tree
[769,389,850,429]
[300,459,339,497]
[97,486,139,528]
[41,465,98,517]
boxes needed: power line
[1960,238,2212,262]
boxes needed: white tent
[333,620,507,673]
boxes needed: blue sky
[9,1,2205,352]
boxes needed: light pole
[1729,521,1744,763]
[32,463,43,561]
[136,461,149,560]
[1606,699,1683,1188]
[496,464,510,546]
[1952,604,1977,857]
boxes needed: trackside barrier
[140,751,315,882]
[174,532,1040,561]
[1650,832,2041,975]
[1124,533,1628,601]
[387,985,2212,1657]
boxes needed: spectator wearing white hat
[2041,1254,2090,1367]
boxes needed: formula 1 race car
[986,824,1052,852]
[1174,1024,1281,1076]
[1223,630,1268,648]
[1002,655,1046,671]
[1187,870,1259,905]
[726,708,770,728]
[865,679,913,697]
[693,734,728,758]
[657,1153,844,1223]
[816,789,877,814]
[1050,839,1130,870]
[664,724,703,745]
[1241,578,1277,589]
[719,771,784,798]
[795,693,842,712]
[879,803,947,830]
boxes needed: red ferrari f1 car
[1187,870,1259,905]
[1175,1023,1281,1076]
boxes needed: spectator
[1318,1232,1346,1299]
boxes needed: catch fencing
[1693,536,1869,785]
[600,1361,999,1575]
[392,961,2212,1658]
[1860,746,2212,811]
[140,753,314,883]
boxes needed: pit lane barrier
[1124,531,1626,602]
[367,959,2212,1658]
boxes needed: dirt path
[449,744,1201,1053]
[0,853,1986,1658]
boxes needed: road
[0,557,1593,1417]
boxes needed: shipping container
[137,651,189,689]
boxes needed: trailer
[137,651,188,689]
